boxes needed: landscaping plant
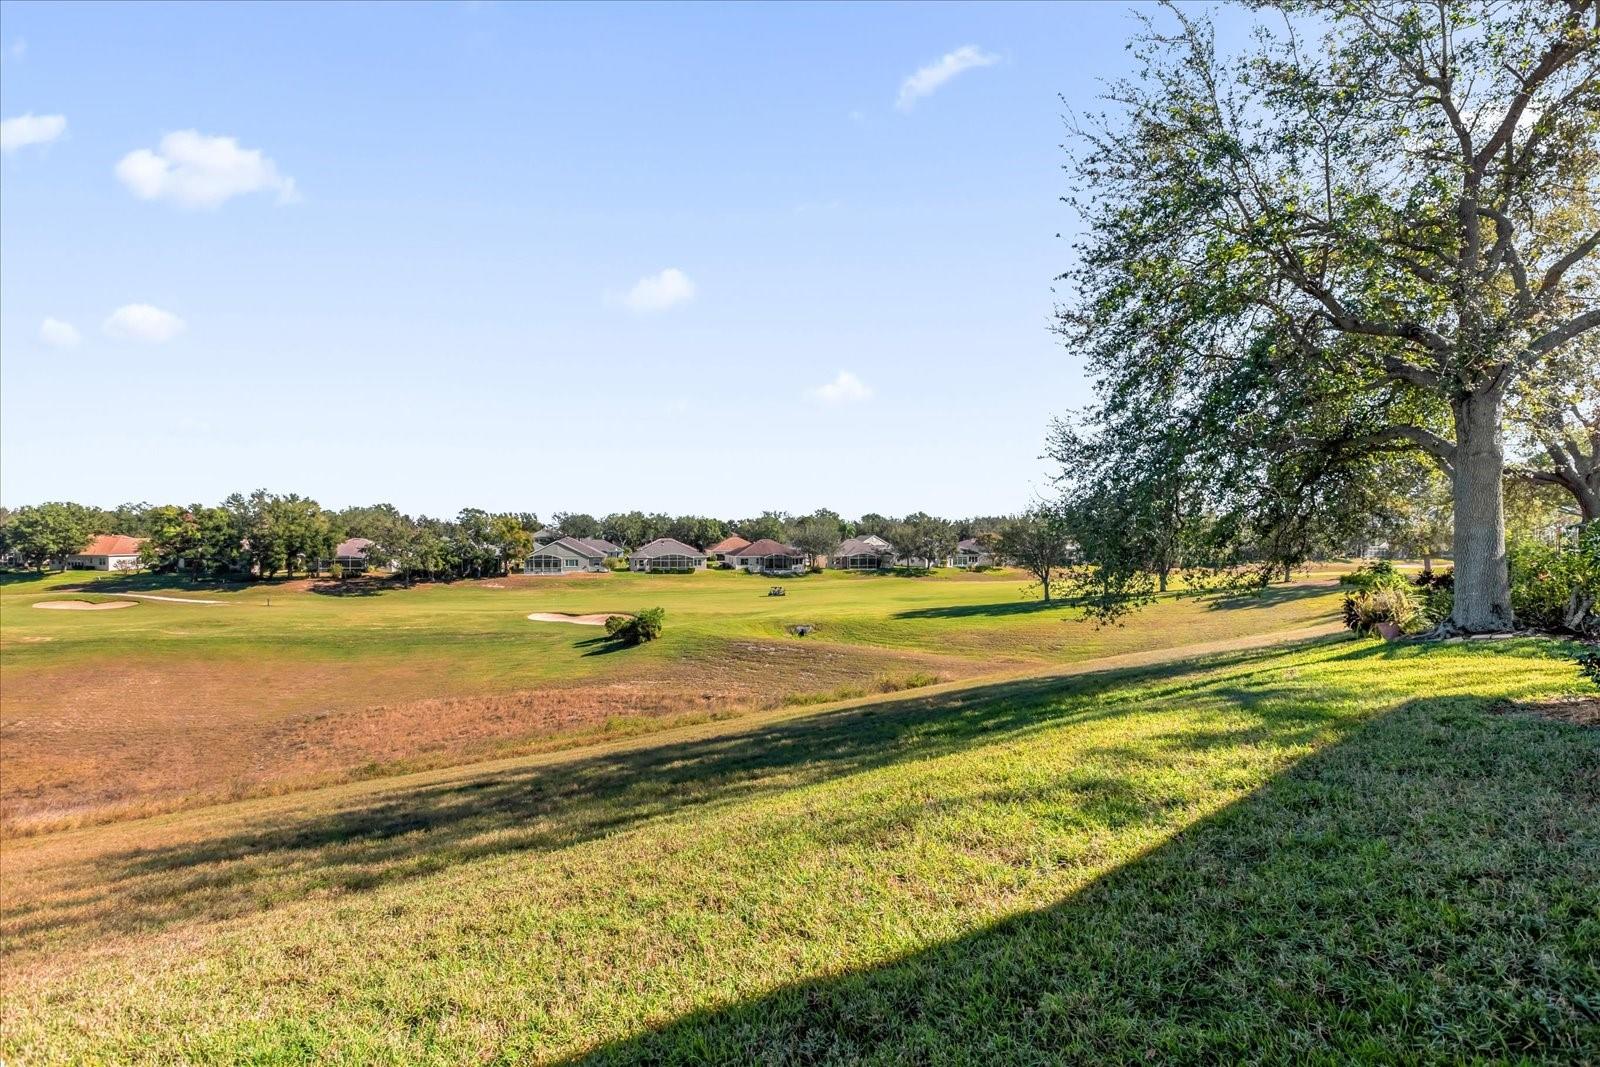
[605,607,666,646]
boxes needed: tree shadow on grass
[565,694,1599,1065]
[892,599,1066,620]
[5,638,1356,953]
[52,572,255,595]
[307,579,389,597]
[1200,580,1339,610]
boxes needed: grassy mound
[3,637,1594,1063]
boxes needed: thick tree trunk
[1449,388,1514,632]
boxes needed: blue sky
[1,1,1231,519]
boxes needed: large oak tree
[1062,0,1599,631]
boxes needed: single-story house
[831,535,896,571]
[706,535,751,563]
[729,538,809,576]
[525,536,608,574]
[67,534,146,571]
[952,538,993,569]
[629,538,707,572]
[333,537,375,573]
[574,536,624,559]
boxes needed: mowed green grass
[1,566,1346,829]
[0,565,1339,680]
[4,636,1594,1063]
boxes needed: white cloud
[115,130,297,209]
[622,267,696,313]
[103,304,186,343]
[38,317,81,348]
[807,370,873,406]
[1,113,66,153]
[895,45,999,111]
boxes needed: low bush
[1341,585,1420,636]
[1577,648,1600,690]
[1339,560,1411,593]
[604,607,666,646]
[1412,567,1453,591]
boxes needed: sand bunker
[526,612,626,626]
[33,600,136,611]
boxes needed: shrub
[1420,584,1454,626]
[1577,648,1600,690]
[1508,528,1599,634]
[1412,567,1453,591]
[605,607,666,646]
[1340,560,1411,593]
[1341,585,1419,636]
[632,606,665,642]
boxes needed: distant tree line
[0,496,1019,582]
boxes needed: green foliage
[996,505,1075,602]
[605,607,666,646]
[735,512,789,544]
[1339,560,1412,594]
[892,512,956,572]
[788,511,841,566]
[1341,586,1420,637]
[0,502,97,569]
[1576,649,1600,690]
[1058,2,1600,633]
[1508,527,1599,635]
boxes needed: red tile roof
[78,534,145,557]
[707,535,751,554]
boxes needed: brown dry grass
[1499,695,1599,727]
[1,640,975,835]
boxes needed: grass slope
[3,636,1594,1063]
[0,567,1342,830]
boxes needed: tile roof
[706,535,751,555]
[835,536,893,557]
[535,536,606,559]
[630,537,706,559]
[730,538,803,557]
[334,537,373,558]
[77,534,145,557]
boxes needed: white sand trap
[114,593,223,605]
[526,611,627,626]
[33,600,136,611]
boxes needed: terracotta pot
[1375,621,1403,640]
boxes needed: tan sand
[33,600,136,611]
[525,612,626,626]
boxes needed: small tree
[998,506,1076,602]
[605,607,666,645]
[789,512,839,568]
[488,514,534,576]
[894,512,956,571]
